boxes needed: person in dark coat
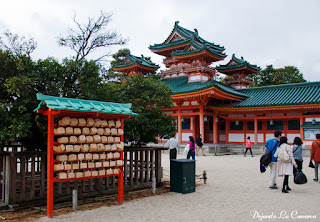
[196,134,205,156]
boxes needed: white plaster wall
[265,134,274,141]
[258,134,264,143]
[305,117,320,121]
[202,76,209,81]
[246,114,255,117]
[182,133,193,141]
[189,75,201,81]
[228,133,245,142]
[182,101,189,106]
[165,111,173,114]
[287,133,301,143]
[245,133,264,143]
[172,74,177,77]
[191,101,199,106]
[246,133,255,142]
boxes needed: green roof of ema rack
[34,93,137,115]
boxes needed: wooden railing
[0,145,164,205]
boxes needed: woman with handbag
[187,136,196,160]
[274,136,298,193]
[292,137,303,174]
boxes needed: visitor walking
[244,136,253,157]
[310,133,320,182]
[196,134,205,156]
[264,130,282,189]
[187,136,196,160]
[292,137,303,174]
[274,136,298,193]
[164,137,179,160]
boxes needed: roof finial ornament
[175,21,179,27]
[141,54,144,59]
[241,56,244,60]
[194,29,198,36]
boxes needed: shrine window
[288,120,300,131]
[182,118,191,130]
[230,121,243,131]
[267,120,283,130]
[247,121,263,131]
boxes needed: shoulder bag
[260,141,279,166]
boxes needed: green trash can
[170,159,195,194]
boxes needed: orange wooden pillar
[254,114,258,145]
[199,103,204,142]
[47,110,54,218]
[118,119,124,204]
[300,112,304,141]
[213,112,218,144]
[177,103,182,143]
[192,115,196,140]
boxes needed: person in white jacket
[274,136,298,193]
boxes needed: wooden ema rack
[37,109,129,218]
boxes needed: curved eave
[211,103,320,112]
[113,63,159,73]
[172,86,246,101]
[149,39,189,50]
[217,64,260,74]
[171,50,226,62]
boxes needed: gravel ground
[38,152,319,222]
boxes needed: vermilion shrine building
[114,21,320,147]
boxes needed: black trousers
[283,175,289,190]
[244,148,252,155]
[170,148,177,160]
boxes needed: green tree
[115,75,176,143]
[250,65,306,87]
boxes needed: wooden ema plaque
[39,111,127,218]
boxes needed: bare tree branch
[58,11,127,62]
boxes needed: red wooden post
[199,103,204,142]
[118,118,124,205]
[47,110,54,218]
[177,103,182,143]
[254,114,258,145]
[300,112,304,141]
[213,112,218,144]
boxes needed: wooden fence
[0,145,164,205]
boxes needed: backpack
[279,145,291,163]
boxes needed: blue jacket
[265,138,280,162]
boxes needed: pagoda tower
[149,21,227,82]
[113,52,159,75]
[216,54,261,89]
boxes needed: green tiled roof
[171,38,227,58]
[162,76,248,98]
[149,21,225,51]
[218,82,320,108]
[34,94,137,115]
[216,54,261,71]
[113,53,159,69]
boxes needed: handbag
[278,145,292,163]
[308,160,315,168]
[294,170,308,185]
[183,144,190,156]
[260,141,279,166]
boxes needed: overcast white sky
[1,0,320,81]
